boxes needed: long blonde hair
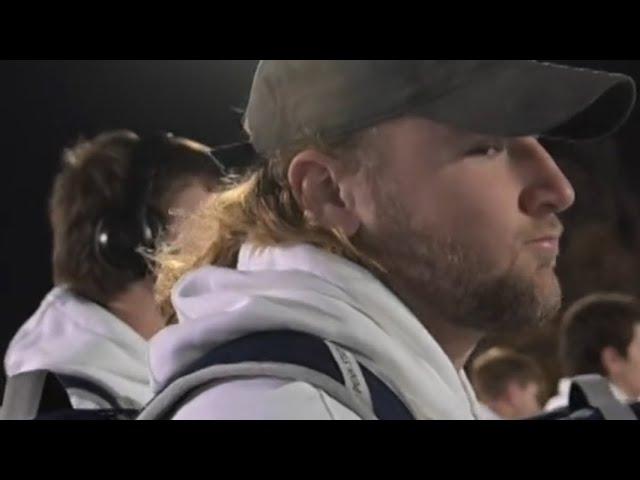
[154,131,383,318]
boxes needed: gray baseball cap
[241,60,636,156]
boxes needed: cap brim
[414,61,636,141]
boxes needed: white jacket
[4,287,152,410]
[148,243,482,420]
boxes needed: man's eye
[466,143,506,158]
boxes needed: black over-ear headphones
[94,132,175,278]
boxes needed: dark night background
[2,60,640,394]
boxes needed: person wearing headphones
[3,130,224,412]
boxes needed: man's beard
[353,186,561,335]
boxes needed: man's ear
[601,346,624,377]
[288,149,361,237]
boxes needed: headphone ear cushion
[94,207,167,278]
[94,213,148,276]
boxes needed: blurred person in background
[3,131,224,411]
[546,292,640,411]
[471,347,544,420]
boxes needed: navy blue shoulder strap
[527,375,640,420]
[34,373,136,420]
[167,330,415,420]
[40,372,75,412]
[56,374,122,410]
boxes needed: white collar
[5,287,152,407]
[157,242,481,418]
[238,243,481,418]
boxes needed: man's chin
[532,274,562,323]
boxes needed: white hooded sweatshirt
[4,287,152,410]
[147,243,481,420]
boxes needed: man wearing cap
[144,61,636,420]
